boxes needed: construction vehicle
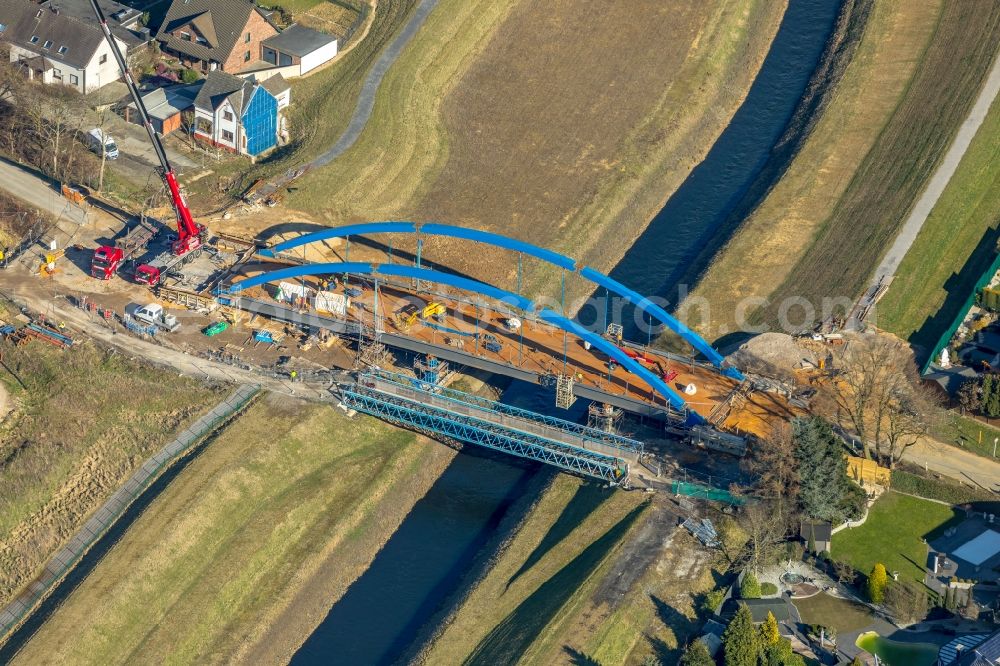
[91,216,158,279]
[479,333,502,353]
[88,0,205,281]
[203,321,228,336]
[38,249,65,277]
[133,304,180,332]
[133,249,192,287]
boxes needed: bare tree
[828,334,938,467]
[745,421,799,519]
[737,502,787,573]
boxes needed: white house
[261,23,337,76]
[0,0,129,93]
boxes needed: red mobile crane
[89,0,204,283]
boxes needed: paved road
[0,158,86,225]
[310,0,439,169]
[904,436,1000,493]
[873,49,1000,282]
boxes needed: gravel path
[0,158,86,225]
[310,0,440,169]
[873,49,1000,282]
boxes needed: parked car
[86,128,119,160]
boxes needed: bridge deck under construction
[224,266,797,439]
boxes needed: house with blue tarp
[192,70,288,157]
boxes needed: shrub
[180,69,200,84]
[699,588,726,615]
[867,563,888,604]
[760,582,778,596]
[740,571,762,599]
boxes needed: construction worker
[290,370,298,381]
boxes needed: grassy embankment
[267,0,787,302]
[185,0,420,201]
[420,476,719,666]
[12,395,455,664]
[831,491,957,583]
[755,2,1000,327]
[683,1,1000,340]
[876,95,1000,347]
[0,338,222,608]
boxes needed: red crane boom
[88,0,203,256]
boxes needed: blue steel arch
[259,222,741,380]
[224,262,704,424]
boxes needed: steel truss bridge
[340,370,646,486]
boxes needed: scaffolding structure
[587,402,622,434]
[414,355,448,384]
[555,374,576,409]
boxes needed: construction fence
[0,384,260,643]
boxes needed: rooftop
[128,82,204,120]
[262,23,336,57]
[158,0,275,63]
[0,0,110,68]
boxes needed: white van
[86,128,119,160]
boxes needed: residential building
[192,69,287,157]
[37,0,148,49]
[937,629,1000,665]
[125,81,204,135]
[157,0,278,73]
[0,0,128,92]
[261,23,336,75]
[799,521,833,554]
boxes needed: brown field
[0,339,222,609]
[753,2,1000,329]
[680,0,942,340]
[12,395,455,664]
[284,0,788,301]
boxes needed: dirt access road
[904,437,1000,493]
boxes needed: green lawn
[793,593,873,635]
[932,412,1000,460]
[831,492,958,582]
[878,93,1000,339]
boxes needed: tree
[747,421,799,517]
[885,579,928,622]
[723,603,759,666]
[867,563,888,604]
[740,570,762,599]
[679,640,714,666]
[828,334,939,468]
[762,637,805,666]
[793,417,854,522]
[984,374,1000,418]
[736,502,786,574]
[957,377,982,415]
[760,611,780,646]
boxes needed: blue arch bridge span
[217,223,792,489]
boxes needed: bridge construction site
[0,3,799,495]
[2,206,800,494]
